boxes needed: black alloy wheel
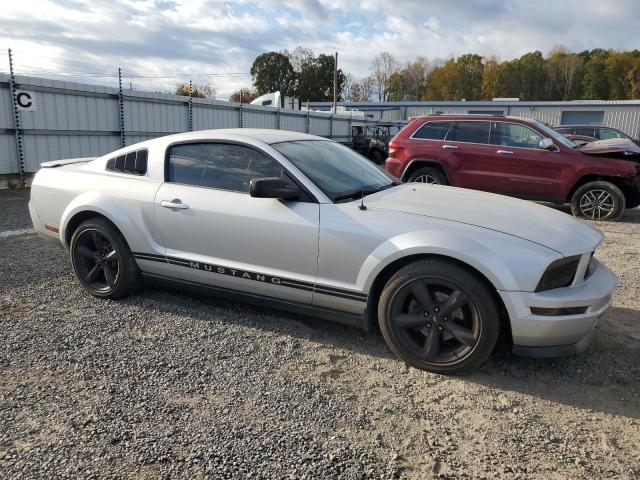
[378,259,500,374]
[73,229,120,292]
[389,278,480,364]
[70,217,141,299]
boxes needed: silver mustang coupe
[29,129,618,374]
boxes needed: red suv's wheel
[408,167,448,185]
[570,181,625,221]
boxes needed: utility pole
[332,51,338,114]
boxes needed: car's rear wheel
[570,181,625,221]
[378,259,500,375]
[407,167,448,185]
[70,218,141,299]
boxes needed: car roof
[552,125,612,129]
[152,128,328,145]
[415,114,538,124]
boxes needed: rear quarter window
[411,121,453,140]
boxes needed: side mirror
[250,177,301,200]
[539,138,556,151]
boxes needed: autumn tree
[175,83,215,98]
[229,88,259,103]
[481,56,501,99]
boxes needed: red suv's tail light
[388,141,401,158]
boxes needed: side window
[574,127,596,137]
[412,121,452,140]
[168,143,283,193]
[448,121,491,144]
[490,122,542,149]
[598,128,624,140]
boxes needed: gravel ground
[1,188,639,479]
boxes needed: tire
[570,181,625,221]
[378,259,500,375]
[370,149,385,165]
[69,217,141,299]
[407,167,448,185]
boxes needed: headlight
[535,255,581,292]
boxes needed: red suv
[385,115,640,221]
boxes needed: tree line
[179,46,640,102]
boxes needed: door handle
[160,199,189,209]
[442,144,458,150]
[497,150,514,155]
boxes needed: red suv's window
[412,121,452,140]
[449,121,491,144]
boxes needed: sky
[1,0,639,99]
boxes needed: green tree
[386,72,407,101]
[295,53,345,102]
[582,49,610,99]
[516,51,545,100]
[250,52,296,96]
[457,54,484,100]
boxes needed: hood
[365,184,603,256]
[578,138,640,158]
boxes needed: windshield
[272,140,397,201]
[530,120,578,149]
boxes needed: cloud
[0,0,638,98]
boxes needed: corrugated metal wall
[0,73,361,176]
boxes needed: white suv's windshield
[272,140,398,202]
[530,120,578,149]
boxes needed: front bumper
[499,258,618,357]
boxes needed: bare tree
[402,56,432,99]
[371,52,399,101]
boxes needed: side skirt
[141,272,368,330]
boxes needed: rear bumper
[499,259,618,356]
[384,157,404,179]
[29,201,62,246]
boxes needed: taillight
[388,141,398,157]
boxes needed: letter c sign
[15,90,36,111]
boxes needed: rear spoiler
[40,157,97,168]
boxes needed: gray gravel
[1,189,639,479]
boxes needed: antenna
[359,169,367,210]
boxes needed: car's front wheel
[69,217,141,299]
[378,259,500,375]
[570,181,625,221]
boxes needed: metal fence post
[8,49,26,188]
[329,113,333,140]
[305,109,310,134]
[117,68,126,147]
[276,106,281,130]
[188,79,193,132]
[239,102,243,128]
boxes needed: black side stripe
[132,252,367,302]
